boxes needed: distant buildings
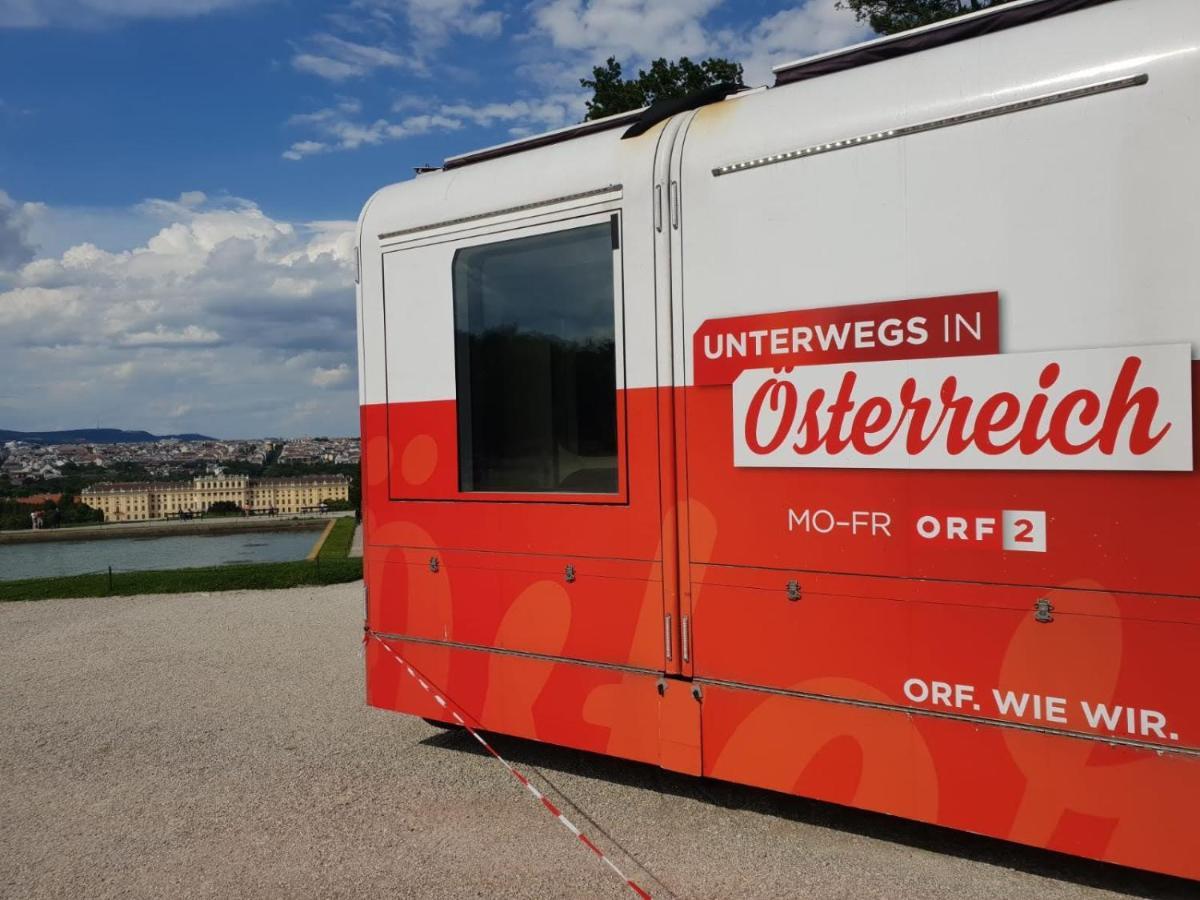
[81,473,351,523]
[278,437,360,465]
[0,436,359,485]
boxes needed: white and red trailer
[356,0,1200,879]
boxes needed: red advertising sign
[692,292,1000,386]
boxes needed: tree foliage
[581,56,744,121]
[0,496,103,531]
[836,0,1016,35]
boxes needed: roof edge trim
[443,108,646,171]
[773,0,1122,87]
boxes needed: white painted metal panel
[675,0,1200,385]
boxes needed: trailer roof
[772,0,1119,85]
[439,0,1121,172]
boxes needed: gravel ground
[0,584,1191,900]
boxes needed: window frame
[382,207,630,506]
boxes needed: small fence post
[107,566,113,593]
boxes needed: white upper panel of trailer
[674,0,1200,375]
[358,120,642,252]
[768,0,1080,80]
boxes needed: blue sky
[0,0,869,438]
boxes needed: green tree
[836,0,1016,35]
[207,501,244,516]
[0,496,102,530]
[55,497,103,526]
[581,56,744,121]
[348,467,361,516]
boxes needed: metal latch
[1034,597,1054,623]
[428,556,439,573]
[564,564,576,583]
[786,579,802,602]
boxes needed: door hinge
[1034,597,1054,623]
[428,556,439,573]
[786,579,802,602]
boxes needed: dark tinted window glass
[453,221,618,494]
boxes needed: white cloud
[531,0,722,61]
[288,97,362,126]
[291,53,363,81]
[282,140,329,161]
[122,325,223,347]
[0,189,40,270]
[398,0,502,46]
[0,190,359,437]
[283,93,586,160]
[289,0,508,85]
[0,0,265,28]
[438,92,585,129]
[283,100,471,159]
[311,363,351,388]
[732,0,871,85]
[291,33,415,81]
[177,190,208,208]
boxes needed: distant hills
[0,428,217,445]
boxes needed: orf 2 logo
[914,510,1048,553]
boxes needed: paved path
[0,585,1190,899]
[348,522,363,558]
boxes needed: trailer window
[453,221,619,495]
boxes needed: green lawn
[317,515,357,559]
[0,517,362,602]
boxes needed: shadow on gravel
[420,726,1193,900]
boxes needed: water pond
[0,529,322,582]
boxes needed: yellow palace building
[81,473,350,523]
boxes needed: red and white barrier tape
[368,632,653,899]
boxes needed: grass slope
[317,515,356,559]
